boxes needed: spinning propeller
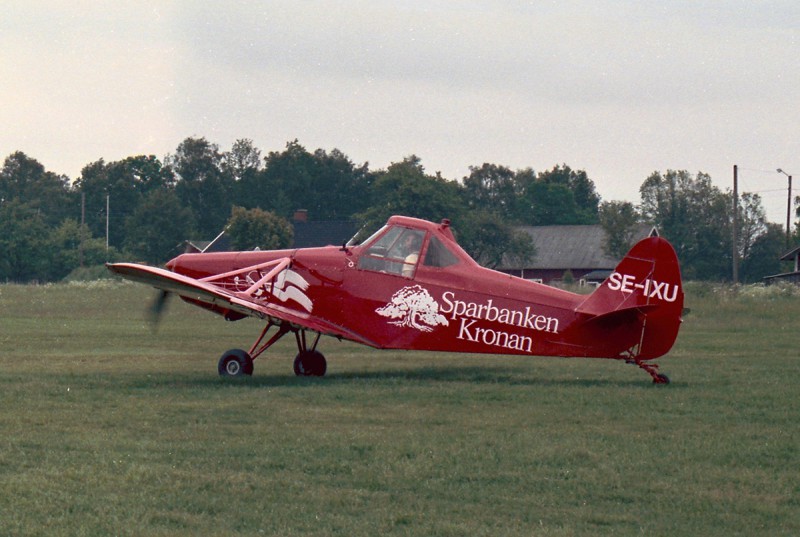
[148,290,172,329]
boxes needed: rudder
[577,236,684,360]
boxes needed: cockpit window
[347,224,383,247]
[364,226,403,256]
[358,227,425,278]
[423,235,459,268]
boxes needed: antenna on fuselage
[202,228,228,253]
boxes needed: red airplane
[108,215,684,383]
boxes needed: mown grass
[0,281,798,536]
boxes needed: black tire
[653,373,670,385]
[293,350,327,377]
[218,349,254,377]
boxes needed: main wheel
[293,350,327,377]
[218,349,254,377]
[653,373,670,384]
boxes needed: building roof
[292,220,361,248]
[183,221,361,252]
[501,224,653,270]
[779,244,800,261]
[184,230,231,253]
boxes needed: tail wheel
[293,350,327,377]
[218,349,254,377]
[634,359,670,385]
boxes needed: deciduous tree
[0,151,74,227]
[462,163,520,219]
[532,164,600,224]
[599,200,641,258]
[226,206,293,251]
[357,156,464,235]
[739,223,785,282]
[457,210,535,269]
[640,170,731,280]
[123,189,195,264]
[75,155,174,249]
[0,200,51,281]
[171,137,232,237]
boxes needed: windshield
[358,226,426,278]
[346,224,378,247]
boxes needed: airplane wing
[106,262,377,347]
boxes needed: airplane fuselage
[165,216,665,361]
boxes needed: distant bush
[684,280,800,303]
[682,281,718,298]
[737,281,800,301]
[62,264,118,282]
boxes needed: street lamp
[777,169,793,245]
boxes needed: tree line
[1,137,796,283]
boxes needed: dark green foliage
[0,151,75,226]
[0,141,792,282]
[522,164,601,225]
[462,163,520,219]
[599,200,640,258]
[456,210,535,269]
[171,137,233,237]
[0,199,52,281]
[356,155,464,233]
[123,189,195,264]
[74,155,176,249]
[740,223,787,282]
[48,220,118,280]
[236,140,372,221]
[640,170,733,280]
[226,206,293,251]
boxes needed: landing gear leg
[293,330,326,377]
[218,320,291,377]
[623,345,670,385]
[635,360,670,384]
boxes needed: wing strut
[248,319,293,361]
[198,258,292,298]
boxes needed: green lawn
[0,281,798,536]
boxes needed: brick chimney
[293,209,308,222]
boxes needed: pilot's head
[403,233,422,254]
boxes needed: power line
[742,188,788,195]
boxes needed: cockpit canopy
[356,218,467,278]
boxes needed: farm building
[498,224,654,285]
[184,211,360,253]
[183,229,231,253]
[290,209,360,249]
[763,244,800,285]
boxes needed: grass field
[0,281,798,536]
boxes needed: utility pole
[106,194,110,252]
[732,165,738,284]
[80,192,86,268]
[778,169,793,248]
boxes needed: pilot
[400,234,422,277]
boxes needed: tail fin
[577,236,684,359]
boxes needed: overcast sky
[2,1,798,224]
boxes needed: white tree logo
[376,285,449,332]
